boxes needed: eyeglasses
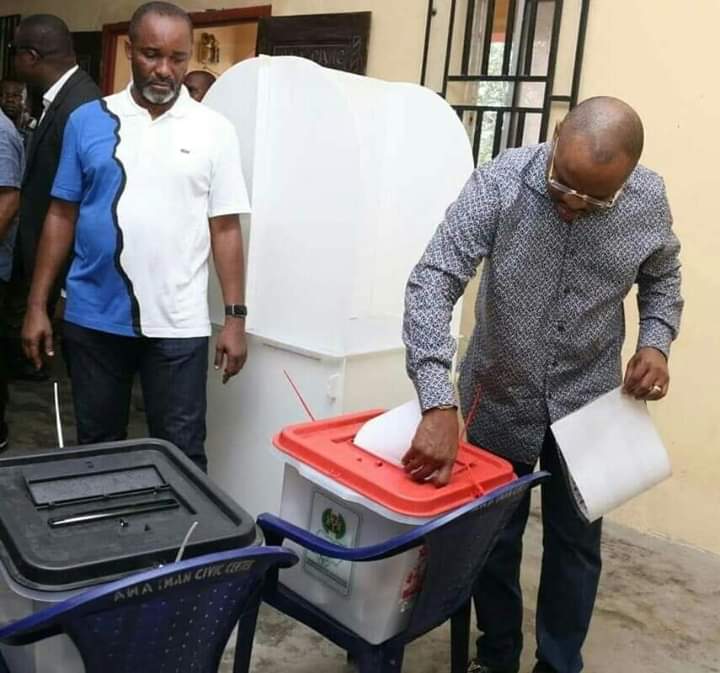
[547,134,624,210]
[8,42,47,58]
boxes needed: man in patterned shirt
[402,97,683,673]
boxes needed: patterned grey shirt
[403,143,683,465]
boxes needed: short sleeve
[208,119,250,217]
[51,114,84,203]
[0,120,23,189]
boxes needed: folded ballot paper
[354,399,422,467]
[551,386,672,523]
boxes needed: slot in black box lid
[0,439,257,592]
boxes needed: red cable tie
[459,384,484,498]
[283,369,316,421]
[459,384,482,441]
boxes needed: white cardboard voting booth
[204,56,474,517]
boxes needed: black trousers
[62,321,210,471]
[473,429,602,673]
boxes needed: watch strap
[224,304,247,318]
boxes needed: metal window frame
[422,0,591,165]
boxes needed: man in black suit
[11,14,100,378]
[12,15,100,305]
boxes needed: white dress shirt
[39,65,79,123]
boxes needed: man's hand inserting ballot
[402,407,459,486]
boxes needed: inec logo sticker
[304,492,360,595]
[321,508,347,539]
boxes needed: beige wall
[271,0,426,81]
[457,1,720,553]
[575,0,720,553]
[1,0,426,82]
[0,0,265,30]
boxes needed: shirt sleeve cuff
[51,186,82,203]
[637,318,675,358]
[412,364,459,412]
[208,204,252,218]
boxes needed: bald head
[184,70,216,102]
[16,15,75,60]
[559,96,644,165]
[14,15,76,91]
[548,97,644,222]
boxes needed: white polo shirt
[51,83,250,338]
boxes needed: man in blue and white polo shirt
[22,1,250,470]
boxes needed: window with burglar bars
[421,0,591,166]
[0,15,20,80]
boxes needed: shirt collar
[522,142,552,198]
[122,82,192,119]
[43,65,79,109]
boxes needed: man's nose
[154,58,173,79]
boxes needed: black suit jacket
[18,67,101,280]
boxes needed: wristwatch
[224,304,247,319]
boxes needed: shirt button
[564,286,571,296]
[557,322,565,333]
[552,359,559,367]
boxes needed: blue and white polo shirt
[52,83,250,338]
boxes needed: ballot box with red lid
[274,409,516,644]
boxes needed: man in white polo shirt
[22,1,249,470]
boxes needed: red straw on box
[459,384,482,441]
[283,369,316,421]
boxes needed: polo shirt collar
[122,82,192,119]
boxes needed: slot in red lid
[274,410,516,518]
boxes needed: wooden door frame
[256,11,371,75]
[100,6,271,95]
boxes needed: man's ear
[124,39,132,61]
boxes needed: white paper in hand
[353,399,422,467]
[551,386,672,523]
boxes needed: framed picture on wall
[257,12,371,75]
